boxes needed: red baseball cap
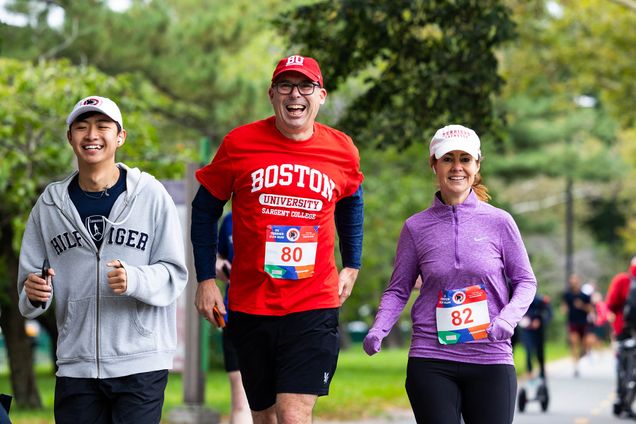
[271,55,323,87]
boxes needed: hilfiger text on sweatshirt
[50,227,149,255]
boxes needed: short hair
[70,111,122,133]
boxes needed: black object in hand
[39,259,50,309]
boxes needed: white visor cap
[429,124,480,160]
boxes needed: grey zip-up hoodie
[17,164,188,378]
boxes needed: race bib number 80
[436,284,490,345]
[264,225,318,280]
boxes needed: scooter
[517,376,549,413]
[613,337,636,417]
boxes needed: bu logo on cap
[286,55,304,66]
[82,98,102,106]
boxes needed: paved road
[317,349,628,424]
[514,349,622,424]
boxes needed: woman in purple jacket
[363,125,537,424]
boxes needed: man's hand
[107,260,127,294]
[573,298,584,310]
[24,268,55,304]
[530,318,541,330]
[195,279,226,328]
[338,267,359,305]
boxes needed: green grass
[315,347,412,419]
[0,341,576,423]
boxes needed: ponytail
[472,171,491,202]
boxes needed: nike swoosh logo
[474,236,488,241]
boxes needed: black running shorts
[228,308,340,411]
[222,327,240,372]
[54,370,168,424]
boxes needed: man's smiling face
[269,72,326,140]
[67,113,123,165]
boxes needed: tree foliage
[489,95,619,182]
[496,0,633,261]
[0,0,306,141]
[502,0,636,126]
[275,0,516,149]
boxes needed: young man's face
[269,72,326,139]
[67,113,125,166]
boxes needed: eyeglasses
[273,81,321,96]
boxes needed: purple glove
[363,331,383,356]
[487,317,514,341]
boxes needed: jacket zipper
[59,208,102,377]
[452,205,459,268]
[59,191,130,378]
[96,252,101,378]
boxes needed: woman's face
[432,150,480,205]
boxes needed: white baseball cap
[66,96,123,129]
[429,124,481,160]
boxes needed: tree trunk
[0,222,42,408]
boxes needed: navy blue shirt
[68,167,127,249]
[562,291,591,325]
[525,294,553,326]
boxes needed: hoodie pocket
[99,296,156,357]
[57,298,96,361]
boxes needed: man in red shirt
[606,256,636,417]
[191,55,364,424]
[606,257,636,339]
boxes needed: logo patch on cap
[286,55,304,66]
[82,98,103,106]
[272,55,324,87]
[440,128,472,139]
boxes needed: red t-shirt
[196,116,364,315]
[606,271,629,335]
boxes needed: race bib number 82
[436,284,490,345]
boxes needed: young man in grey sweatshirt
[17,96,188,424]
